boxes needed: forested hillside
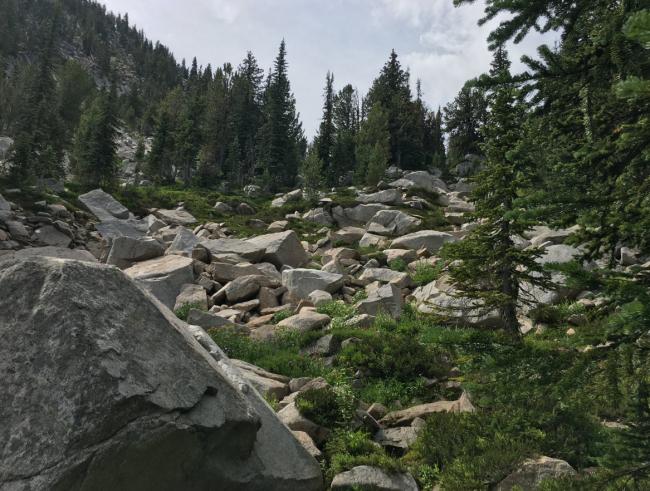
[1,0,649,490]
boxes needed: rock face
[330,466,418,491]
[0,255,322,491]
[380,392,475,427]
[247,231,309,268]
[496,456,577,491]
[391,230,457,254]
[282,269,345,300]
[124,255,195,309]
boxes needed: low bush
[412,261,445,286]
[174,302,204,321]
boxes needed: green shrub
[388,258,407,272]
[317,301,356,320]
[296,387,341,427]
[412,261,445,286]
[209,328,326,378]
[324,430,404,482]
[358,377,432,409]
[336,330,448,381]
[272,308,294,324]
[174,302,204,321]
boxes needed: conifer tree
[10,10,64,181]
[332,84,360,185]
[444,81,488,172]
[258,40,304,191]
[301,147,324,202]
[71,88,118,188]
[441,49,548,334]
[315,72,336,187]
[356,105,390,186]
[365,50,423,169]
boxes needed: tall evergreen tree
[356,105,390,186]
[71,88,118,188]
[258,40,304,191]
[10,9,64,181]
[441,49,548,334]
[315,72,336,187]
[443,81,488,172]
[332,84,360,185]
[365,50,424,169]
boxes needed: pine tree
[71,88,118,188]
[441,49,549,334]
[10,10,65,182]
[365,50,424,169]
[356,105,390,186]
[301,147,324,202]
[332,84,360,185]
[444,81,488,172]
[315,72,336,187]
[258,40,304,191]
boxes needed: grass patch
[411,261,445,286]
[174,302,204,321]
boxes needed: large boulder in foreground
[247,230,309,268]
[0,255,322,491]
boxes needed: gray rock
[247,231,309,268]
[187,308,236,329]
[329,227,366,245]
[496,456,577,491]
[0,193,11,212]
[334,204,389,227]
[4,246,97,262]
[124,255,195,309]
[359,268,412,289]
[357,189,403,205]
[166,227,200,257]
[79,189,131,221]
[303,208,334,226]
[278,403,330,445]
[0,255,322,491]
[143,214,167,234]
[391,230,457,254]
[214,201,233,213]
[356,284,403,319]
[202,238,267,263]
[359,232,389,249]
[374,427,419,452]
[380,392,476,427]
[5,220,29,240]
[238,203,256,215]
[282,269,345,300]
[34,225,72,248]
[222,275,268,303]
[153,208,197,227]
[231,359,290,400]
[396,170,448,193]
[330,466,418,491]
[107,236,165,269]
[174,283,208,311]
[366,210,422,236]
[304,334,340,356]
[208,262,265,283]
[244,184,263,197]
[278,311,331,333]
[309,290,333,307]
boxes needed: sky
[101,0,557,138]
